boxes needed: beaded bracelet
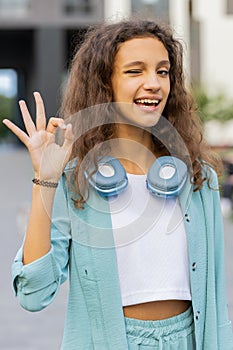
[32,178,58,188]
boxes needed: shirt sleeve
[210,168,233,347]
[12,173,71,312]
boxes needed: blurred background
[0,0,233,349]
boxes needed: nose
[143,72,161,91]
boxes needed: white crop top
[109,173,191,307]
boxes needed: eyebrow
[157,60,171,68]
[123,61,145,68]
[122,60,170,69]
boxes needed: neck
[111,124,156,174]
[116,123,154,148]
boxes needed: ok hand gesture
[3,92,74,182]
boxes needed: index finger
[3,119,29,146]
[47,117,66,134]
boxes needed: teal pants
[125,307,196,350]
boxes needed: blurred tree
[0,94,14,139]
[192,87,233,122]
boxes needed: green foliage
[192,87,233,122]
[0,94,14,139]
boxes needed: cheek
[112,79,130,99]
[163,80,170,97]
[122,78,142,94]
[111,79,120,100]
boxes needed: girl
[3,19,233,349]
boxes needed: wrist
[34,173,60,183]
[32,178,59,188]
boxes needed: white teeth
[136,99,159,105]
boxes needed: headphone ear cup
[88,156,128,196]
[146,156,188,197]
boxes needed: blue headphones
[87,155,188,198]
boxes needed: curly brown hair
[60,19,221,207]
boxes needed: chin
[114,103,162,129]
[135,112,161,128]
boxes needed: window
[0,69,17,98]
[0,0,30,17]
[132,0,169,21]
[64,0,93,15]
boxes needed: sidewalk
[0,147,68,350]
[0,146,232,349]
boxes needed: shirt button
[195,311,200,320]
[192,262,197,271]
[185,213,190,222]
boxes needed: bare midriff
[123,300,191,321]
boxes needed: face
[111,37,170,128]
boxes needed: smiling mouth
[134,98,161,108]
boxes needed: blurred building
[192,0,233,98]
[0,0,192,122]
[2,0,231,129]
[0,0,104,120]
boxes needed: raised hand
[3,92,74,181]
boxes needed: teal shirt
[12,164,233,349]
